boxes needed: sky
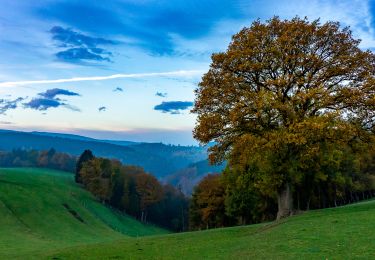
[0,0,374,145]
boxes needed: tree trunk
[306,198,310,211]
[277,183,293,220]
[297,192,300,211]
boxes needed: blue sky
[0,0,374,145]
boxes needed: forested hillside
[0,130,211,179]
[0,149,76,172]
[165,159,226,195]
[75,151,189,231]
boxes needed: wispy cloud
[24,98,62,111]
[113,87,123,92]
[50,26,115,48]
[98,106,106,112]
[0,121,13,125]
[37,1,246,55]
[39,88,80,99]
[156,92,167,97]
[0,70,204,87]
[0,97,24,114]
[50,26,116,63]
[56,47,112,62]
[23,88,81,111]
[154,101,193,114]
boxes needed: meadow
[1,168,374,259]
[0,168,167,259]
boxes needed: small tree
[193,17,375,219]
[76,150,94,183]
[190,174,227,229]
[135,173,163,222]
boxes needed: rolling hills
[0,129,213,178]
[1,167,374,259]
[43,200,375,259]
[0,168,167,259]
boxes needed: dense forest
[76,150,189,231]
[189,141,375,229]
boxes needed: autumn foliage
[193,17,375,220]
[77,150,189,231]
[189,174,227,229]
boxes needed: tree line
[189,139,375,229]
[0,148,76,172]
[75,150,189,232]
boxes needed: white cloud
[0,70,205,87]
[258,0,375,49]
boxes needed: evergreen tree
[75,150,94,183]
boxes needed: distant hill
[31,131,100,142]
[165,160,226,195]
[0,168,167,258]
[100,140,139,146]
[32,131,139,146]
[0,129,215,180]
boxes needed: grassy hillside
[47,200,375,259]
[0,168,167,259]
[1,167,375,259]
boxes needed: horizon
[0,127,202,146]
[0,0,374,145]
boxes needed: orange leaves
[190,174,226,229]
[135,173,163,211]
[193,16,375,166]
[192,17,375,219]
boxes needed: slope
[0,168,167,259]
[46,200,375,259]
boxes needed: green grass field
[1,168,375,259]
[0,168,167,259]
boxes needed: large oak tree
[193,17,375,219]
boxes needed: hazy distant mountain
[99,140,139,146]
[165,160,226,195]
[32,132,139,146]
[0,129,216,180]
